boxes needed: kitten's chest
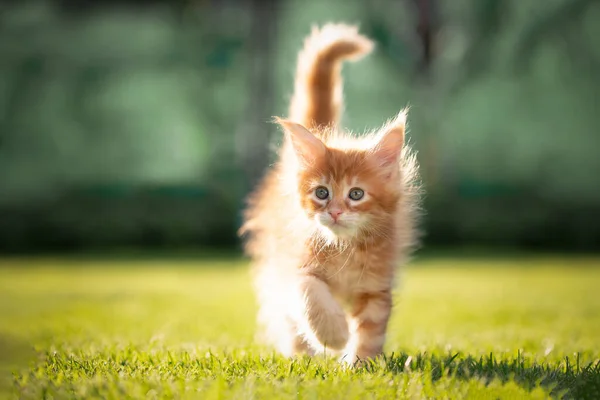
[317,247,393,299]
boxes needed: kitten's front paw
[298,275,349,350]
[310,310,349,350]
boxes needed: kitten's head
[277,112,406,241]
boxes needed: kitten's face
[277,114,406,240]
[298,149,399,240]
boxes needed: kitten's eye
[348,188,364,201]
[315,186,329,200]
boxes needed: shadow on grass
[358,352,600,399]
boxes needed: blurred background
[0,0,598,255]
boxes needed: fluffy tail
[288,23,374,133]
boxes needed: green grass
[1,255,599,399]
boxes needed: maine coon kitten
[240,23,420,365]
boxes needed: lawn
[1,254,599,399]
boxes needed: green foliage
[1,255,599,398]
[1,0,600,250]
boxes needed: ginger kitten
[240,24,421,365]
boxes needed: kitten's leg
[296,275,349,351]
[343,290,392,365]
[291,331,316,356]
[283,317,316,356]
[271,317,315,356]
[258,300,315,356]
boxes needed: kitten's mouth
[325,220,346,229]
[316,215,354,235]
[325,222,354,235]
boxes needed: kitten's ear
[373,110,406,168]
[275,117,326,165]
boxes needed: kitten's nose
[329,210,343,222]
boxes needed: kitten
[239,23,421,365]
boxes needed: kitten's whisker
[327,247,355,280]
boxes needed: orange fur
[240,23,421,365]
[288,24,373,132]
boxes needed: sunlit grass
[1,255,599,399]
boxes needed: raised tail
[288,23,374,134]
